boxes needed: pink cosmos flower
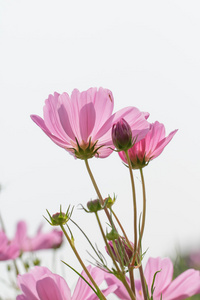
[17,265,117,300]
[0,231,19,261]
[31,88,150,159]
[105,257,200,299]
[12,221,63,252]
[119,121,178,169]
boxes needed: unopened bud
[105,195,116,209]
[112,118,133,151]
[45,205,73,226]
[106,229,119,241]
[87,199,102,212]
[105,237,134,266]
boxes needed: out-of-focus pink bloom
[31,88,150,159]
[119,121,178,169]
[17,265,117,300]
[0,231,19,261]
[105,257,200,300]
[188,251,200,268]
[12,221,63,252]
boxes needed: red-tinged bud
[112,118,133,151]
[105,237,134,266]
[45,205,73,226]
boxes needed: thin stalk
[84,159,104,204]
[84,159,111,223]
[138,168,146,251]
[129,266,136,296]
[112,240,124,271]
[111,209,133,250]
[139,264,148,300]
[124,150,137,266]
[95,213,136,300]
[60,224,107,300]
[13,260,19,276]
[95,212,121,273]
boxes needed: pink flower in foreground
[31,88,150,159]
[0,231,19,261]
[17,265,117,300]
[12,221,63,252]
[119,121,178,169]
[105,257,200,300]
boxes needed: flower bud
[106,229,119,241]
[112,118,133,151]
[87,199,102,212]
[105,195,116,209]
[105,237,134,266]
[45,205,73,226]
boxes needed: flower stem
[138,168,146,252]
[111,209,133,250]
[124,151,137,266]
[84,159,112,223]
[139,264,148,300]
[95,213,136,300]
[60,224,107,300]
[129,266,136,296]
[94,212,121,273]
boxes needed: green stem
[124,150,137,266]
[111,209,133,250]
[129,266,136,296]
[13,260,19,276]
[95,213,136,300]
[95,213,121,273]
[84,159,111,223]
[139,264,148,300]
[60,224,107,300]
[138,168,146,252]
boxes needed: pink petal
[36,277,64,300]
[17,273,39,300]
[57,92,77,140]
[79,102,96,143]
[13,221,27,248]
[150,129,178,159]
[72,266,104,300]
[31,115,71,149]
[43,93,70,141]
[163,269,200,300]
[91,88,114,137]
[144,257,173,297]
[104,272,131,300]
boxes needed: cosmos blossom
[104,257,200,300]
[12,221,63,252]
[0,231,19,261]
[17,265,117,300]
[31,88,150,159]
[119,121,178,169]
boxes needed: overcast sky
[0,0,200,297]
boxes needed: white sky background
[0,0,200,297]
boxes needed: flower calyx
[105,195,116,209]
[106,229,120,241]
[81,198,110,213]
[44,205,74,226]
[70,137,103,160]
